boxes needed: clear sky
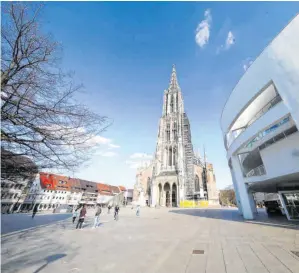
[38,1,299,189]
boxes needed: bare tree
[219,189,236,206]
[1,3,110,179]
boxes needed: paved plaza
[1,213,72,235]
[1,207,299,273]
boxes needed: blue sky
[38,2,299,189]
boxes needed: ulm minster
[133,65,218,207]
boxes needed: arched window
[195,175,200,192]
[166,123,170,141]
[170,95,174,113]
[176,93,179,112]
[173,122,177,140]
[169,147,172,166]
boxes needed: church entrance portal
[164,183,171,207]
[172,183,177,207]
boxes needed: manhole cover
[291,251,299,257]
[192,250,204,254]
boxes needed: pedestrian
[32,204,38,219]
[93,205,102,228]
[136,205,140,217]
[114,205,120,220]
[72,208,79,224]
[76,204,87,229]
[108,205,111,214]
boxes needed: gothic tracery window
[173,122,177,140]
[168,146,172,166]
[170,95,174,113]
[166,123,170,141]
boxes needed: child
[72,208,78,224]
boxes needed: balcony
[226,93,282,149]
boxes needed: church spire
[169,64,180,90]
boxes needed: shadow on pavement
[169,208,299,230]
[1,213,72,235]
[33,253,67,273]
[1,221,81,273]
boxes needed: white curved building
[220,15,299,220]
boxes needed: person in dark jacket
[76,205,87,229]
[32,204,38,219]
[114,205,120,220]
[93,205,102,228]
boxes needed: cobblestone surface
[1,208,299,273]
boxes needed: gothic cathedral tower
[151,65,195,207]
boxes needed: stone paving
[1,213,71,235]
[1,207,299,273]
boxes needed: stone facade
[133,66,219,207]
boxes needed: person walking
[136,205,140,217]
[32,204,38,219]
[72,208,79,224]
[108,205,111,214]
[76,205,87,229]
[114,205,120,220]
[93,205,102,228]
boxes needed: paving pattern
[1,207,299,273]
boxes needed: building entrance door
[166,192,170,207]
[279,191,299,221]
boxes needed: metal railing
[246,165,266,178]
[245,116,290,149]
[246,95,282,128]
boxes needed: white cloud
[130,153,153,160]
[125,160,141,169]
[99,151,117,157]
[108,144,120,149]
[125,160,152,169]
[195,9,212,48]
[225,31,235,49]
[87,135,111,145]
[242,58,253,71]
[216,30,235,54]
[126,153,153,169]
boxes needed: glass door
[279,191,299,220]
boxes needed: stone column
[166,147,169,168]
[9,203,14,213]
[17,203,22,212]
[229,166,243,215]
[231,156,254,219]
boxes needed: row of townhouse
[2,172,132,213]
